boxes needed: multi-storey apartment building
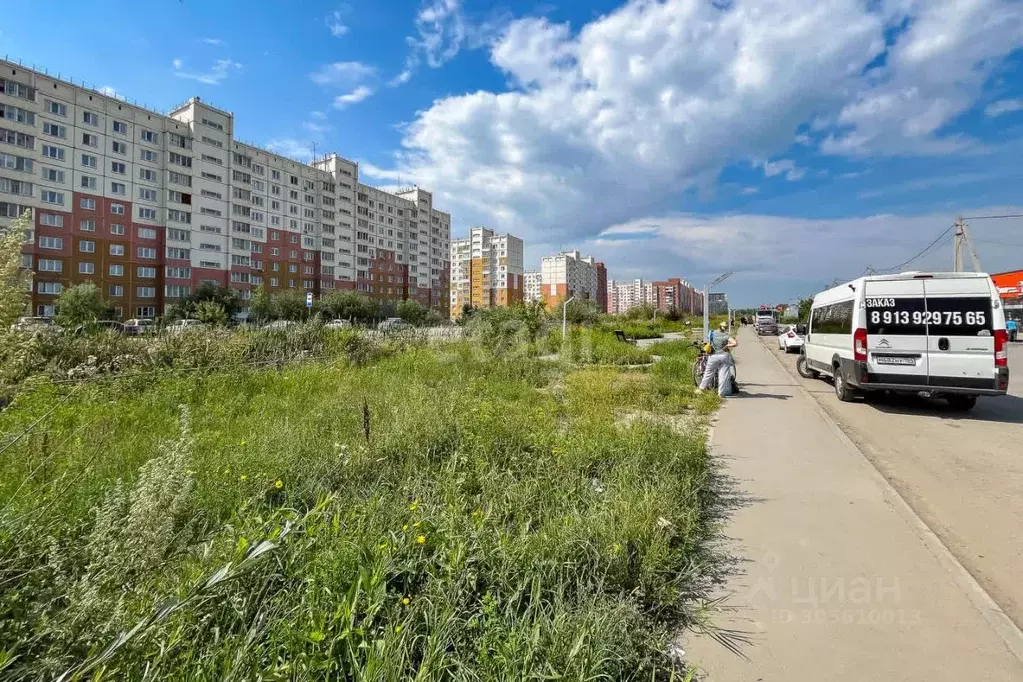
[448,227,523,317]
[0,61,450,319]
[607,278,654,314]
[523,270,542,303]
[652,277,702,315]
[540,250,604,310]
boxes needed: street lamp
[562,296,576,339]
[703,271,733,341]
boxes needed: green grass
[0,337,719,680]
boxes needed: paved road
[768,338,1023,630]
[686,328,1023,680]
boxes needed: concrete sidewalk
[686,328,1023,681]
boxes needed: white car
[324,319,352,329]
[777,324,805,353]
[166,319,204,334]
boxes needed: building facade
[0,61,450,320]
[540,250,602,310]
[607,278,654,314]
[448,227,523,317]
[523,270,542,303]
[606,277,703,315]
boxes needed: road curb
[755,333,1023,665]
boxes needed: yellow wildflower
[409,500,419,512]
[240,440,247,447]
[395,625,403,634]
[413,521,422,528]
[402,524,409,531]
[239,474,247,481]
[416,535,426,545]
[401,597,410,605]
[274,479,284,489]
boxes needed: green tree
[194,300,229,326]
[54,283,111,328]
[396,298,430,326]
[320,290,376,322]
[0,211,31,328]
[248,286,273,324]
[563,298,600,325]
[168,283,242,322]
[797,297,813,322]
[272,290,307,321]
[664,305,681,321]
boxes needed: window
[46,100,67,117]
[41,167,64,183]
[38,281,64,295]
[110,224,125,235]
[0,202,32,218]
[0,178,32,196]
[81,153,97,169]
[168,190,192,204]
[80,175,97,190]
[0,128,34,149]
[136,306,156,318]
[109,285,123,297]
[168,209,191,223]
[139,168,158,183]
[201,189,222,200]
[140,149,158,163]
[42,122,65,138]
[201,117,224,131]
[166,284,192,298]
[38,258,62,272]
[111,141,127,155]
[270,277,279,287]
[40,213,63,227]
[168,170,192,187]
[166,266,191,278]
[135,227,156,240]
[141,129,158,144]
[167,228,189,241]
[0,104,33,125]
[0,152,32,172]
[112,120,127,134]
[79,240,95,253]
[41,190,64,205]
[271,169,280,181]
[138,207,157,220]
[109,244,125,256]
[167,247,190,259]
[138,187,157,201]
[201,154,223,165]
[200,207,222,217]
[111,161,126,174]
[82,132,98,147]
[111,182,125,195]
[137,286,156,299]
[80,219,96,232]
[201,135,223,148]
[168,133,191,149]
[288,264,298,274]
[110,203,125,216]
[137,247,157,259]
[810,301,855,335]
[78,261,95,275]
[82,111,99,126]
[39,236,63,250]
[200,171,222,182]
[169,152,192,168]
[42,145,64,160]
[137,266,157,278]
[80,197,96,210]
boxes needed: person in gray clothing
[698,321,738,396]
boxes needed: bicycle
[691,342,738,388]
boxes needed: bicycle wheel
[692,357,705,386]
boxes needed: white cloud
[756,159,807,181]
[326,9,349,37]
[333,86,374,109]
[585,206,1023,301]
[172,58,242,85]
[396,0,507,83]
[202,37,224,46]
[310,110,328,120]
[303,120,332,135]
[265,138,316,163]
[985,99,1023,117]
[309,61,375,87]
[97,85,120,99]
[373,0,1023,254]
[388,69,413,87]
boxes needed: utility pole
[952,216,984,273]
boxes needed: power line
[973,238,1023,248]
[872,224,956,274]
[961,213,1023,220]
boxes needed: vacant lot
[0,331,719,680]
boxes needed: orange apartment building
[449,227,523,317]
[540,250,607,311]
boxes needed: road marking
[755,333,1023,665]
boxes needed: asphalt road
[769,338,1023,630]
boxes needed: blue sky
[4,0,1023,305]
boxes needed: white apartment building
[540,249,606,310]
[523,270,541,303]
[0,60,450,319]
[449,227,523,317]
[607,279,654,314]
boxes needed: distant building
[523,270,542,303]
[608,278,653,314]
[708,292,728,315]
[449,227,523,318]
[651,278,702,315]
[541,250,601,310]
